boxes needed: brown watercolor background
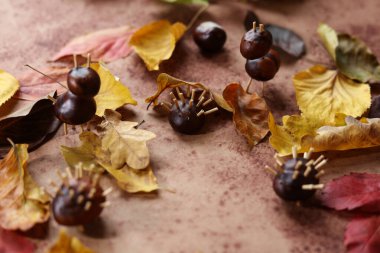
[1,0,380,252]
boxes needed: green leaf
[336,33,380,83]
[317,23,338,61]
[160,0,208,4]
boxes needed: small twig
[245,78,253,94]
[134,120,146,129]
[186,4,209,31]
[25,64,67,89]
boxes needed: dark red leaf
[0,229,35,253]
[345,216,380,253]
[319,173,380,212]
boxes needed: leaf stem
[186,4,209,31]
[25,64,67,90]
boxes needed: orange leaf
[52,26,134,62]
[223,83,269,147]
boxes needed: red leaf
[319,173,380,212]
[345,216,380,253]
[15,65,69,101]
[0,229,35,253]
[52,26,134,63]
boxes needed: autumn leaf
[317,23,338,61]
[61,131,158,193]
[223,83,269,147]
[100,110,156,170]
[336,33,380,83]
[129,20,186,71]
[146,73,207,106]
[47,230,95,253]
[52,26,134,63]
[319,173,380,212]
[91,62,137,116]
[293,65,370,123]
[15,65,68,101]
[0,229,35,253]
[344,216,380,253]
[0,143,50,231]
[0,70,19,107]
[0,95,61,158]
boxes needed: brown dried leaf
[223,83,269,147]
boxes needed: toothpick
[88,188,97,198]
[274,154,284,167]
[302,184,324,190]
[304,147,314,159]
[197,110,205,117]
[77,195,85,204]
[315,159,328,170]
[173,98,180,110]
[197,96,205,107]
[292,170,299,180]
[264,165,278,175]
[306,160,315,167]
[161,102,171,111]
[292,146,298,159]
[315,170,325,178]
[253,21,257,30]
[69,189,75,198]
[259,24,264,32]
[203,98,213,107]
[64,123,68,135]
[204,107,218,115]
[102,187,113,196]
[170,92,177,100]
[191,89,195,101]
[200,90,207,99]
[313,155,325,166]
[65,167,73,179]
[84,201,92,211]
[73,54,77,68]
[179,92,185,104]
[92,174,100,187]
[186,85,190,97]
[295,161,303,170]
[189,99,194,108]
[100,201,111,208]
[303,166,312,177]
[87,53,91,67]
[175,87,181,97]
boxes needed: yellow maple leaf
[293,65,370,123]
[100,110,156,170]
[61,131,158,193]
[0,143,50,231]
[129,20,186,71]
[0,70,19,107]
[91,62,137,116]
[47,230,95,253]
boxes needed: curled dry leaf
[129,20,187,71]
[52,26,134,63]
[317,23,338,61]
[0,70,19,107]
[336,33,380,83]
[320,173,380,212]
[266,24,306,58]
[0,228,35,253]
[223,83,269,147]
[61,131,158,193]
[293,65,370,123]
[344,216,380,253]
[91,62,137,116]
[145,73,207,106]
[0,96,61,157]
[0,144,50,231]
[100,110,156,170]
[15,65,69,101]
[47,230,95,253]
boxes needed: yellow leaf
[293,65,370,123]
[103,165,158,193]
[129,20,187,71]
[0,70,19,108]
[304,116,380,152]
[91,62,137,116]
[317,23,338,61]
[268,113,320,155]
[145,73,208,106]
[100,110,156,170]
[47,230,96,253]
[0,143,50,231]
[61,131,158,193]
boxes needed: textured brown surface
[1,0,380,252]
